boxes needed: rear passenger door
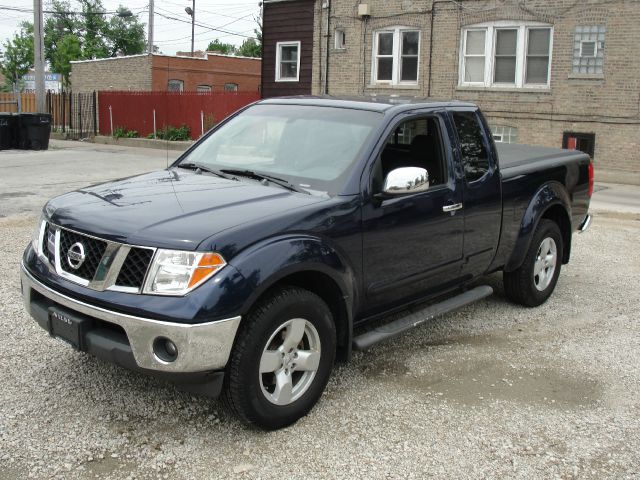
[450,109,502,277]
[360,112,465,316]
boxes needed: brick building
[71,52,261,93]
[262,0,640,184]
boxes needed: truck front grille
[40,222,155,293]
[115,247,154,288]
[59,228,108,280]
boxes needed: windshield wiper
[220,169,310,195]
[177,162,234,180]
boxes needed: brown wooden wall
[261,0,315,98]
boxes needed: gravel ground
[1,212,639,479]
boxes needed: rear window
[452,111,490,182]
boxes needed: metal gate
[47,91,97,140]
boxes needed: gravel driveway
[1,210,639,479]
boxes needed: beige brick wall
[312,0,640,182]
[70,55,153,92]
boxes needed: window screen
[494,29,517,83]
[452,111,490,182]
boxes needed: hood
[47,169,327,250]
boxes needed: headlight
[31,215,45,255]
[142,250,226,296]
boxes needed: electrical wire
[154,10,256,39]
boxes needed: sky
[0,0,261,57]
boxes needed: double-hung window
[275,41,301,82]
[372,28,420,85]
[460,22,552,88]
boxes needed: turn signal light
[188,253,226,289]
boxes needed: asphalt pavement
[0,140,178,218]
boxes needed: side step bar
[352,285,494,351]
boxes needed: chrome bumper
[21,264,241,373]
[579,214,592,233]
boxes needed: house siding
[308,0,640,184]
[262,0,315,98]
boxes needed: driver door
[360,113,465,316]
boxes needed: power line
[0,4,128,15]
[154,11,256,39]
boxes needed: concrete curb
[92,135,194,151]
[49,132,193,152]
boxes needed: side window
[452,111,489,182]
[372,116,447,193]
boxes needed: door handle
[442,203,463,213]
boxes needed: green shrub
[113,126,138,139]
[113,126,127,138]
[152,124,191,141]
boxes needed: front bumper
[21,263,241,375]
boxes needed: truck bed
[497,143,589,179]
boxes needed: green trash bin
[18,113,52,150]
[0,113,17,150]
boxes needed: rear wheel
[504,219,563,307]
[224,287,336,430]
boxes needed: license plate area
[48,307,93,351]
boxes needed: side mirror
[382,167,429,196]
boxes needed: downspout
[324,0,331,94]
[259,1,266,98]
[427,1,437,98]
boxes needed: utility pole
[33,0,46,112]
[191,0,195,56]
[185,0,195,56]
[148,0,154,53]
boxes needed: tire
[223,286,336,430]
[503,219,563,307]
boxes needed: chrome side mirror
[382,167,429,195]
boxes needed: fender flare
[505,182,572,272]
[228,234,357,350]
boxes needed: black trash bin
[18,113,52,150]
[0,113,17,150]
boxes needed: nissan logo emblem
[66,242,86,270]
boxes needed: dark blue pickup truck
[21,97,592,429]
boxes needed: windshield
[177,104,383,194]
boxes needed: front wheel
[504,219,564,307]
[224,287,336,430]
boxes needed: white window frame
[196,84,212,93]
[275,41,301,82]
[371,27,421,86]
[224,83,238,92]
[459,21,553,89]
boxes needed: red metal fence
[97,91,261,140]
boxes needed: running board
[352,285,494,351]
